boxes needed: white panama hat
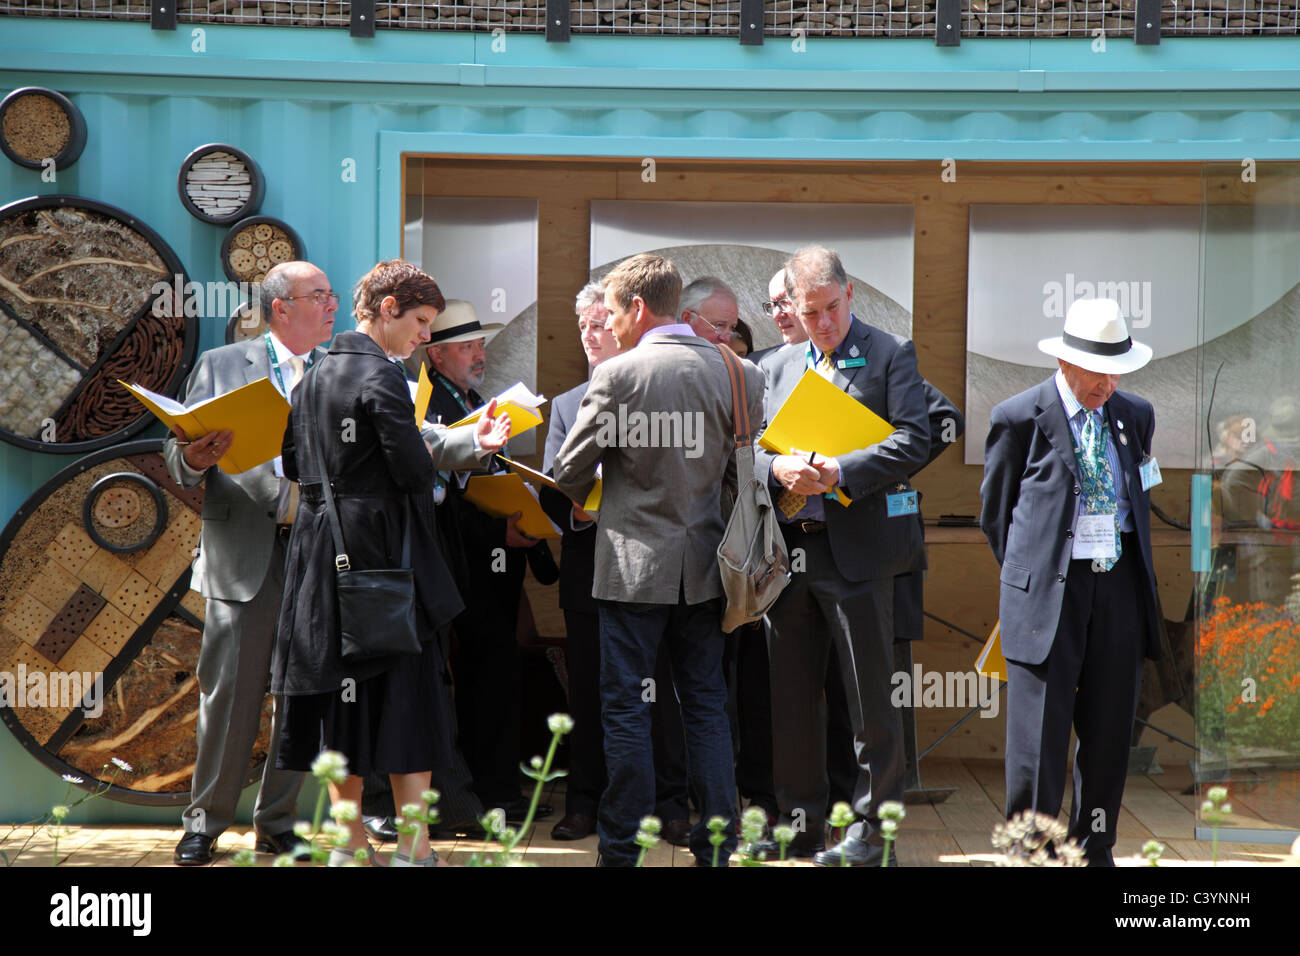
[1037,298,1152,375]
[427,298,504,345]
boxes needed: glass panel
[1196,161,1300,843]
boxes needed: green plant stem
[882,839,892,868]
[503,728,563,863]
[635,844,649,868]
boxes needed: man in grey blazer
[980,298,1161,866]
[754,245,930,866]
[164,261,336,864]
[555,253,764,867]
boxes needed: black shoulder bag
[304,361,421,662]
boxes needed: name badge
[837,357,867,369]
[886,490,918,517]
[1139,455,1162,491]
[1073,513,1118,561]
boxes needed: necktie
[1078,410,1121,571]
[279,356,307,525]
[816,349,836,381]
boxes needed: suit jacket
[540,381,598,615]
[163,335,322,603]
[272,331,481,695]
[753,317,931,583]
[979,377,1161,666]
[554,332,765,606]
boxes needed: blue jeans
[597,597,737,866]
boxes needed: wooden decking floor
[3,758,1294,867]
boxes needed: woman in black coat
[273,260,509,866]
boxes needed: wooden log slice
[0,196,197,454]
[0,439,275,805]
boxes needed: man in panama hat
[980,298,1163,866]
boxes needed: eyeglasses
[282,291,340,307]
[762,298,794,316]
[688,310,736,337]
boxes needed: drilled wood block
[25,560,83,615]
[3,592,59,646]
[33,583,108,664]
[107,570,164,624]
[82,602,135,657]
[7,641,52,676]
[59,635,112,677]
[44,523,98,577]
[78,549,132,597]
[178,588,206,622]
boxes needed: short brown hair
[353,259,446,324]
[603,253,681,321]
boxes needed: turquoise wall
[1,19,1299,822]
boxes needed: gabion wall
[1,0,1297,36]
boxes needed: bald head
[766,267,804,345]
[262,260,337,355]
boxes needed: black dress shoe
[661,818,692,847]
[550,812,597,841]
[500,797,554,824]
[174,832,215,866]
[254,830,306,856]
[813,837,899,867]
[363,815,399,843]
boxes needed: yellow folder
[413,364,434,427]
[757,369,898,507]
[499,455,602,517]
[462,473,562,539]
[121,377,289,475]
[975,621,1007,680]
[758,368,896,461]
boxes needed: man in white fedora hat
[980,297,1163,866]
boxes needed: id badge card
[1073,513,1118,560]
[886,490,919,517]
[1139,455,1162,491]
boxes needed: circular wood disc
[0,440,272,805]
[219,216,305,285]
[0,195,198,454]
[83,472,167,553]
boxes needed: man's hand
[178,428,233,472]
[773,453,833,496]
[475,398,512,453]
[811,456,841,491]
[571,504,593,523]
[505,511,539,548]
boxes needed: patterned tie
[816,348,836,381]
[1078,410,1121,571]
[279,356,307,525]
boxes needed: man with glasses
[751,268,808,370]
[165,261,337,864]
[680,276,740,346]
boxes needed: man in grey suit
[754,245,930,866]
[165,261,336,864]
[555,253,764,867]
[980,298,1161,866]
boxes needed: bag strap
[714,343,750,447]
[305,362,352,571]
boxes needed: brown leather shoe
[662,818,692,847]
[550,812,597,841]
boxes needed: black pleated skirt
[276,636,456,778]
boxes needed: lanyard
[432,369,475,416]
[264,331,312,399]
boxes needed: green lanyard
[264,331,312,399]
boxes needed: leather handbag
[304,363,421,663]
[714,344,791,633]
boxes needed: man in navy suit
[755,246,931,866]
[980,298,1163,866]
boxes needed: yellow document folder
[976,621,1007,680]
[413,364,434,427]
[451,383,546,439]
[757,370,898,507]
[758,369,896,460]
[463,473,562,539]
[499,455,602,516]
[121,377,289,475]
